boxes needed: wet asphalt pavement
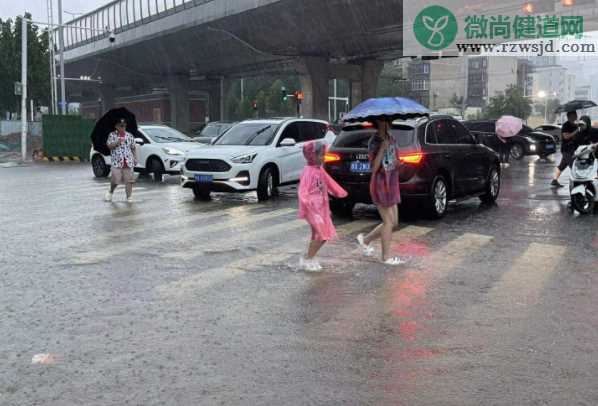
[1,154,597,406]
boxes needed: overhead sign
[403,0,593,57]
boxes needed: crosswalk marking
[45,204,254,252]
[71,207,297,264]
[156,220,376,298]
[396,225,435,238]
[160,219,309,261]
[342,224,435,259]
[11,190,207,230]
[484,242,566,308]
[424,232,493,269]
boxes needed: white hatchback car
[181,118,336,201]
[90,124,205,181]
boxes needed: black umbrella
[554,99,597,114]
[90,107,138,156]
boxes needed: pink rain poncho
[298,141,348,241]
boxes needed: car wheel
[572,192,595,215]
[480,166,500,204]
[330,199,355,218]
[92,155,110,178]
[192,185,211,201]
[148,157,164,182]
[257,166,277,202]
[510,143,524,160]
[426,176,448,219]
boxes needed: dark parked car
[193,121,236,144]
[535,124,561,144]
[324,116,501,218]
[464,120,557,161]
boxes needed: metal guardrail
[56,0,215,50]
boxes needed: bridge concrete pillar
[168,76,190,133]
[297,57,330,120]
[206,77,232,122]
[350,60,384,108]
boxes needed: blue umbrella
[343,97,430,123]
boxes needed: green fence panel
[42,115,95,160]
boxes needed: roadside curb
[42,156,83,162]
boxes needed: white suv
[181,118,335,201]
[90,124,205,181]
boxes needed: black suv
[464,120,556,161]
[324,116,501,218]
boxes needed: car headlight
[162,147,184,156]
[231,153,257,164]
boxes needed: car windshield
[521,125,533,134]
[143,127,193,143]
[200,125,220,137]
[334,126,416,149]
[214,123,277,146]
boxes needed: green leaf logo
[414,5,458,50]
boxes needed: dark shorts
[558,152,574,171]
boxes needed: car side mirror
[134,138,144,145]
[279,138,296,147]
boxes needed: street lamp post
[57,0,66,115]
[21,16,27,162]
[537,90,547,123]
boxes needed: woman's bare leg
[125,183,133,198]
[377,206,396,261]
[307,240,326,259]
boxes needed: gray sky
[0,0,108,22]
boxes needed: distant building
[565,74,576,102]
[574,85,592,101]
[406,60,430,107]
[467,56,524,107]
[526,56,558,67]
[429,58,467,111]
[530,65,569,101]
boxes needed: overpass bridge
[60,0,404,131]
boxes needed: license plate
[350,161,371,173]
[194,174,213,183]
[545,144,555,150]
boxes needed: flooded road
[1,156,597,405]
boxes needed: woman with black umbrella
[104,118,137,203]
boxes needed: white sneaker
[299,257,322,272]
[126,197,133,203]
[356,233,375,257]
[104,192,112,202]
[384,256,406,266]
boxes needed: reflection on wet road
[1,155,597,405]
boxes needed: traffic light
[281,86,287,102]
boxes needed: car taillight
[399,152,424,165]
[324,152,341,163]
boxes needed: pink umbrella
[495,115,523,142]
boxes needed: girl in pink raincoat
[298,141,348,271]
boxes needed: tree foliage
[225,76,300,120]
[483,85,532,120]
[0,14,51,116]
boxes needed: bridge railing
[56,0,213,50]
